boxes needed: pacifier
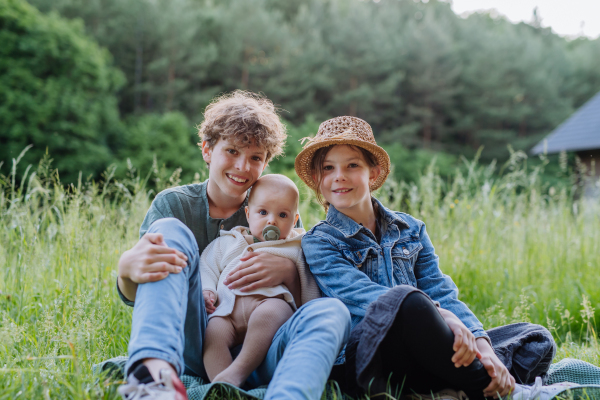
[262,225,281,241]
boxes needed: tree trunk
[134,18,144,113]
[166,64,175,111]
[348,76,358,116]
[241,46,252,89]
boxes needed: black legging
[380,291,491,400]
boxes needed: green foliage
[22,0,600,184]
[0,0,125,183]
[1,154,599,398]
[27,0,600,139]
[118,112,207,184]
[383,142,459,183]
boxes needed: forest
[2,0,600,185]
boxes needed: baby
[200,174,320,387]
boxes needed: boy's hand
[203,290,217,314]
[117,233,188,302]
[478,338,515,398]
[438,308,480,368]
[119,233,188,284]
[224,252,298,293]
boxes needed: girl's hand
[477,338,515,398]
[224,252,298,293]
[438,308,481,367]
[203,290,217,314]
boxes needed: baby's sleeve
[296,250,322,305]
[199,238,224,296]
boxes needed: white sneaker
[118,365,188,400]
[511,376,600,400]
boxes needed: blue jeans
[126,218,351,400]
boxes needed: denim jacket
[302,197,489,341]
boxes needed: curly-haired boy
[116,91,350,400]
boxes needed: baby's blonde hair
[249,174,299,211]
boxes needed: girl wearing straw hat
[296,116,562,400]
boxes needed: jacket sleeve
[414,222,489,340]
[302,231,389,319]
[199,237,225,298]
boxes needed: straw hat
[294,116,391,190]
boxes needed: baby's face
[245,186,299,241]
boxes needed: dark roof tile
[531,91,600,155]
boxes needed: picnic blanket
[93,356,347,400]
[94,355,600,400]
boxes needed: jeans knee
[148,217,190,236]
[147,218,197,254]
[301,298,351,340]
[324,298,351,327]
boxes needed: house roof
[531,90,600,155]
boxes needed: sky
[449,0,600,39]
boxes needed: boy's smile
[226,173,249,184]
[202,139,268,211]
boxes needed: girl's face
[317,145,381,215]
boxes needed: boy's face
[202,139,268,201]
[245,186,299,241]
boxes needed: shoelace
[525,377,544,400]
[120,380,168,400]
[456,390,469,400]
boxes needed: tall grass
[1,148,599,399]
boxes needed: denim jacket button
[403,248,409,255]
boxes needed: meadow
[1,149,599,399]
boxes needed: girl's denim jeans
[126,218,351,400]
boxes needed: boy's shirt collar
[203,179,249,230]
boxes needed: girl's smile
[332,187,353,194]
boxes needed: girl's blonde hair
[198,90,287,162]
[310,144,379,211]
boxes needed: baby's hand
[203,290,217,314]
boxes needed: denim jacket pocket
[341,247,371,269]
[391,240,423,286]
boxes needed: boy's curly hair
[198,90,287,162]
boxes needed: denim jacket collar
[325,197,409,238]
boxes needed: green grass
[1,150,599,399]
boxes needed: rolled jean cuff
[126,349,183,376]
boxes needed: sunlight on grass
[1,149,599,399]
